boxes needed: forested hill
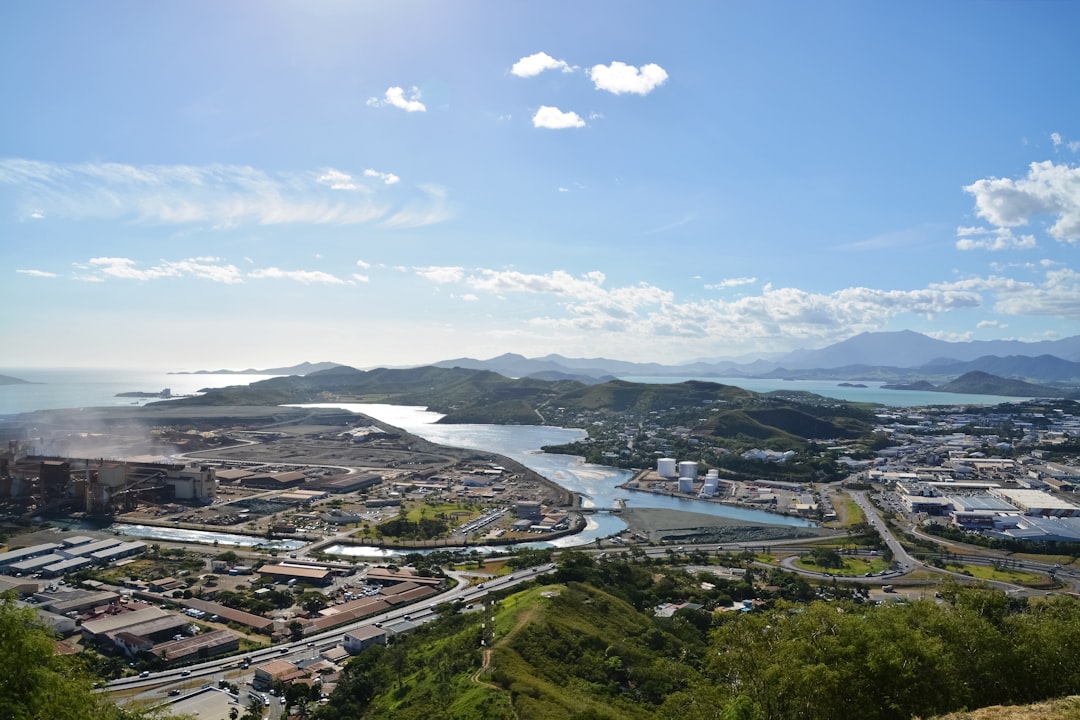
[162,366,756,424]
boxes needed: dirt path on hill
[467,607,542,719]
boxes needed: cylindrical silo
[657,458,677,478]
[678,476,694,493]
[678,461,698,480]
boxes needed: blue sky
[2,1,1078,370]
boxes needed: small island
[837,382,867,388]
[116,388,173,399]
[0,374,32,386]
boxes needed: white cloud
[247,267,346,285]
[977,319,1008,329]
[588,61,668,95]
[364,168,400,185]
[316,168,360,190]
[0,159,450,229]
[558,187,569,193]
[352,273,370,283]
[511,52,572,78]
[461,294,479,302]
[532,105,585,129]
[16,269,58,278]
[355,259,371,269]
[705,277,757,290]
[368,86,426,112]
[29,210,44,219]
[934,268,1080,319]
[414,266,466,284]
[963,160,1080,243]
[955,225,1037,251]
[86,256,245,284]
[1051,132,1080,152]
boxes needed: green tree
[0,593,176,720]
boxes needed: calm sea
[0,368,279,416]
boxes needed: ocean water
[620,375,1037,407]
[0,368,279,415]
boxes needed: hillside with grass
[314,553,1080,720]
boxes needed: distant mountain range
[432,331,1080,386]
[173,331,1080,388]
[171,361,343,376]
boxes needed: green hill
[314,557,1080,720]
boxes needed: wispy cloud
[364,168,400,185]
[705,277,757,289]
[532,106,585,129]
[16,269,58,278]
[0,159,449,229]
[1051,132,1080,153]
[381,184,452,228]
[588,61,668,95]
[61,256,353,285]
[248,267,346,285]
[367,86,426,112]
[511,52,573,78]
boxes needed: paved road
[104,563,557,701]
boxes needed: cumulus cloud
[411,262,1080,348]
[977,319,1008,329]
[16,269,58,278]
[352,273,370,283]
[511,52,572,77]
[588,61,668,95]
[934,268,1080,319]
[355,259,371,269]
[364,168,400,185]
[0,159,449,229]
[962,160,1080,243]
[955,226,1037,251]
[532,105,585,129]
[368,86,426,112]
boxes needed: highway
[103,563,557,702]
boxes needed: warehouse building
[990,488,1080,517]
[343,626,387,654]
[151,629,240,666]
[0,543,62,568]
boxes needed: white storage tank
[678,461,698,480]
[657,458,678,478]
[678,476,694,493]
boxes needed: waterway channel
[95,403,813,556]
